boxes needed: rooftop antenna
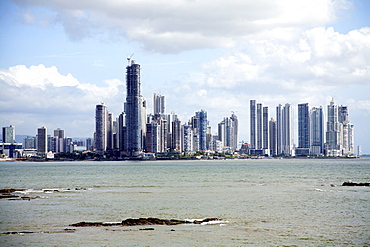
[127,53,134,65]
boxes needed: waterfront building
[296,103,310,156]
[107,112,113,150]
[2,125,15,143]
[24,136,37,149]
[250,100,256,149]
[263,107,269,151]
[218,113,238,151]
[250,100,267,155]
[325,98,341,156]
[125,59,143,158]
[257,103,262,149]
[181,124,193,153]
[171,117,182,152]
[276,104,283,155]
[95,103,107,155]
[37,126,47,156]
[53,128,65,153]
[86,138,93,151]
[310,106,324,156]
[269,118,277,156]
[146,122,160,153]
[196,110,208,151]
[118,112,126,153]
[276,103,294,156]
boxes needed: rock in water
[71,217,223,227]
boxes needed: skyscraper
[276,104,283,155]
[53,128,65,153]
[37,126,47,156]
[310,106,324,156]
[325,98,340,156]
[196,110,208,151]
[250,100,256,149]
[269,118,277,156]
[153,93,165,115]
[218,113,238,151]
[107,112,113,150]
[126,59,143,158]
[2,125,15,143]
[171,117,182,152]
[95,103,107,154]
[277,103,294,156]
[230,113,238,151]
[256,103,262,149]
[181,124,193,153]
[262,107,269,151]
[298,103,310,148]
[338,105,354,155]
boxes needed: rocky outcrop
[342,182,370,186]
[70,218,222,227]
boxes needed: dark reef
[70,217,222,227]
[342,182,370,187]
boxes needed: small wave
[185,218,227,225]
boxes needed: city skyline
[1,0,369,153]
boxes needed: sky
[0,0,369,153]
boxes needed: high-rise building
[298,103,310,148]
[325,98,340,156]
[250,100,256,149]
[54,128,64,139]
[125,59,143,158]
[263,107,269,151]
[86,138,93,151]
[53,128,65,153]
[256,103,262,149]
[118,112,126,152]
[276,104,283,155]
[196,110,208,151]
[171,117,182,152]
[37,126,47,156]
[218,113,238,151]
[95,103,107,154]
[2,125,15,143]
[181,124,193,153]
[24,136,37,149]
[146,122,160,153]
[277,103,294,156]
[338,105,348,123]
[107,112,113,150]
[338,105,354,156]
[310,106,324,156]
[269,118,277,156]
[153,93,165,115]
[230,113,238,151]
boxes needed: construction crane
[127,53,134,65]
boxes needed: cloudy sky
[1,0,369,153]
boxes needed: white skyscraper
[277,103,294,156]
[325,98,341,156]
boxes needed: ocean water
[0,158,369,246]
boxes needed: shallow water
[1,158,369,246]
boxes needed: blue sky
[1,0,369,153]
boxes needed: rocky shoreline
[70,218,223,227]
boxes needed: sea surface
[0,158,369,246]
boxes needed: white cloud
[13,0,350,53]
[0,64,125,137]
